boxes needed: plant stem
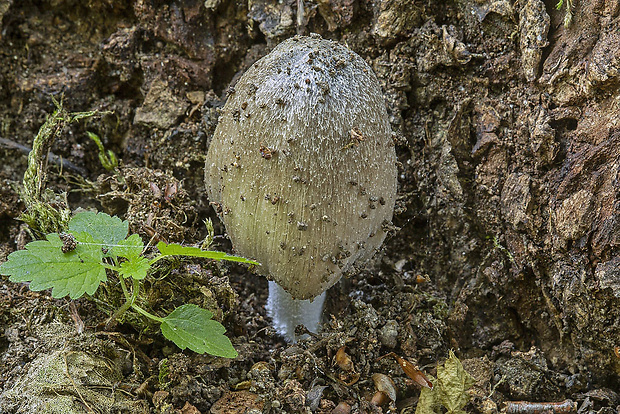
[149,254,165,266]
[129,277,140,305]
[118,274,131,300]
[107,275,165,327]
[131,303,165,323]
[105,275,137,329]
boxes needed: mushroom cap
[205,35,397,300]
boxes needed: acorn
[205,34,397,339]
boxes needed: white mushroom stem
[266,281,326,342]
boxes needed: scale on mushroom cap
[205,34,397,341]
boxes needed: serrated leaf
[436,350,475,414]
[160,304,237,358]
[69,211,129,247]
[155,242,259,265]
[0,233,106,299]
[110,234,144,259]
[118,256,150,280]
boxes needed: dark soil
[1,0,619,413]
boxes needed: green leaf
[436,350,475,414]
[155,242,259,265]
[118,256,150,280]
[414,352,474,414]
[69,211,128,247]
[160,304,237,358]
[110,234,144,259]
[415,375,439,414]
[0,233,106,299]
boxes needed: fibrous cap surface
[205,34,397,300]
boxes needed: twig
[68,300,85,334]
[505,399,577,414]
[0,136,87,175]
[64,351,96,414]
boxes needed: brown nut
[370,391,389,407]
[332,401,352,414]
[371,373,396,404]
[334,346,354,372]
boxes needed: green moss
[19,98,101,236]
[158,358,171,388]
[86,131,118,171]
[555,0,573,27]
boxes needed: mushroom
[205,34,397,341]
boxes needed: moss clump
[20,99,101,236]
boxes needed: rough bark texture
[0,0,619,412]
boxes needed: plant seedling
[555,0,573,27]
[0,210,258,358]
